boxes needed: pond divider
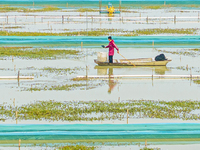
[0,124,200,140]
[0,76,34,80]
[1,14,200,25]
[76,74,200,80]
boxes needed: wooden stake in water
[86,65,88,79]
[12,55,14,62]
[19,139,21,150]
[152,41,154,49]
[13,98,15,107]
[145,139,147,147]
[34,16,36,24]
[146,16,148,23]
[66,3,68,8]
[164,1,166,5]
[127,109,129,124]
[81,42,83,50]
[16,111,18,124]
[18,71,20,81]
[119,0,121,12]
[62,15,64,24]
[174,15,176,24]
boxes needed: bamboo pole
[19,139,21,150]
[127,109,129,124]
[145,139,147,147]
[16,111,18,124]
[13,98,15,107]
[174,15,176,24]
[152,41,154,48]
[81,42,83,50]
[62,15,64,24]
[118,53,135,67]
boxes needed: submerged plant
[58,145,95,150]
[0,47,80,59]
[1,100,200,122]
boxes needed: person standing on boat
[102,36,119,63]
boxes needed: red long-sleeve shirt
[105,40,119,56]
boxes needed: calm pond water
[0,47,199,106]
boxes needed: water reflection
[108,68,117,94]
[95,66,171,75]
[95,66,171,93]
[108,13,114,21]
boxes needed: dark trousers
[109,56,113,63]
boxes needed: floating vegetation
[1,100,200,122]
[77,8,97,12]
[4,26,23,29]
[142,5,172,9]
[0,47,80,59]
[156,49,199,57]
[193,80,200,84]
[58,145,95,150]
[132,28,197,35]
[0,28,197,36]
[26,81,104,91]
[42,67,85,75]
[0,6,61,12]
[140,148,160,150]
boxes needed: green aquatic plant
[58,145,95,150]
[0,47,80,59]
[0,6,61,12]
[42,67,84,75]
[140,148,160,150]
[142,4,172,9]
[27,82,104,91]
[77,8,97,12]
[1,100,200,122]
[156,49,199,57]
[0,28,197,36]
[193,80,200,84]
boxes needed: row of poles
[2,14,200,25]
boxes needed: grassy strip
[140,148,160,150]
[142,5,172,9]
[58,145,95,150]
[1,100,200,121]
[0,138,199,144]
[0,6,61,12]
[0,28,197,36]
[77,8,97,12]
[0,47,80,59]
[142,4,200,9]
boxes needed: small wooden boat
[94,58,171,66]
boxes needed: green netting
[1,36,200,48]
[0,124,200,140]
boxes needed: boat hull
[94,59,171,66]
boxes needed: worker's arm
[112,42,119,53]
[105,45,109,48]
